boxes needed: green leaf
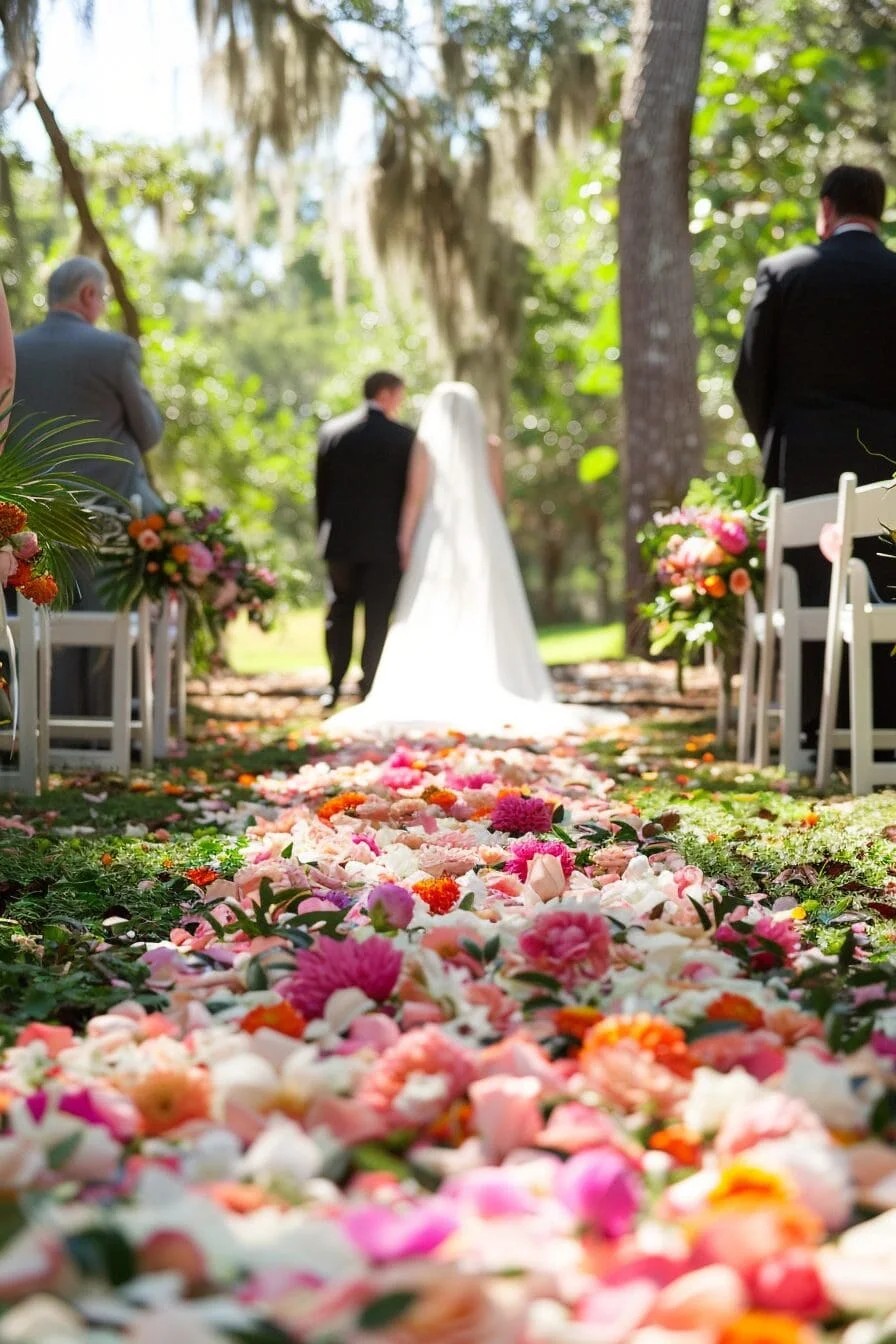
[46,1131,83,1170]
[350,1143,412,1179]
[358,1291,418,1332]
[67,1227,137,1286]
[578,445,619,484]
[510,970,562,990]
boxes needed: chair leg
[137,597,154,770]
[174,598,188,745]
[15,603,38,795]
[736,611,756,765]
[849,619,874,797]
[153,595,174,759]
[110,616,133,775]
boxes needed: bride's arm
[487,434,506,506]
[398,439,430,570]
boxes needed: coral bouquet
[0,500,59,605]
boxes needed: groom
[315,370,415,709]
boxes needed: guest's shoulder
[759,242,820,279]
[317,404,366,444]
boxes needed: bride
[324,381,627,737]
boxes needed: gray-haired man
[14,257,164,508]
[13,257,166,723]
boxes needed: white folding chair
[0,598,42,794]
[816,472,896,794]
[152,590,188,758]
[39,598,154,775]
[736,486,839,770]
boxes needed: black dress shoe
[319,687,339,711]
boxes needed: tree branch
[30,83,143,340]
[218,0,429,136]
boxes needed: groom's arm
[314,432,330,532]
[733,258,780,448]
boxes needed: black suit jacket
[315,405,414,564]
[734,230,896,499]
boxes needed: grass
[224,610,625,675]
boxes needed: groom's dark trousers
[734,227,896,739]
[315,403,414,697]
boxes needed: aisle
[0,732,893,1344]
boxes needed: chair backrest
[762,486,840,616]
[836,472,895,547]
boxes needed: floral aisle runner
[1,736,895,1344]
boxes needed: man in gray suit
[13,257,166,719]
[14,257,164,508]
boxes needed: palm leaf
[0,405,135,607]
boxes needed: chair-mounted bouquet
[0,404,112,727]
[99,501,278,668]
[638,473,767,739]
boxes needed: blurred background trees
[0,0,893,633]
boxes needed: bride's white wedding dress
[324,383,627,738]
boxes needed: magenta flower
[555,1149,640,1238]
[366,882,415,930]
[706,514,750,556]
[715,910,802,970]
[518,910,611,984]
[277,935,403,1018]
[491,794,553,836]
[342,1199,458,1263]
[505,837,574,880]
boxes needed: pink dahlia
[490,793,553,836]
[357,1024,477,1123]
[277,935,402,1019]
[705,514,750,556]
[518,910,611,984]
[505,837,574,880]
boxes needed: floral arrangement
[639,473,766,672]
[0,734,893,1343]
[101,502,278,662]
[0,501,59,604]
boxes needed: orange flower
[703,574,727,599]
[414,875,461,914]
[425,1098,473,1146]
[706,993,764,1031]
[170,543,191,563]
[709,1163,794,1206]
[100,852,114,867]
[719,1310,815,1344]
[648,1123,702,1167]
[0,502,28,534]
[162,782,186,796]
[129,1067,211,1136]
[19,573,58,605]
[800,812,820,828]
[317,790,369,822]
[202,1181,277,1214]
[183,865,220,888]
[127,517,148,538]
[554,1005,604,1042]
[582,1013,696,1078]
[144,513,165,531]
[241,1002,306,1038]
[421,786,458,809]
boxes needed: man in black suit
[734,164,896,743]
[315,371,415,709]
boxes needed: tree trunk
[618,0,708,651]
[31,85,143,341]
